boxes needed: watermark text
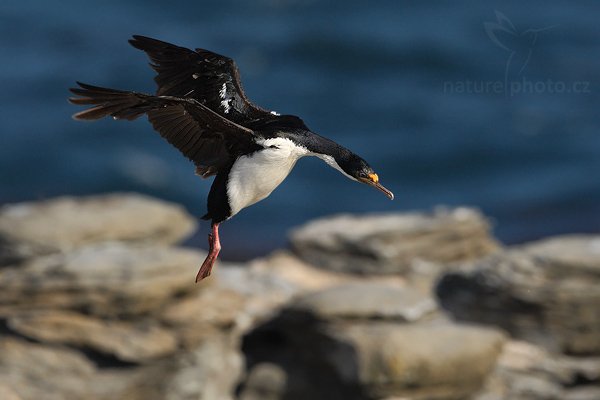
[444,78,590,96]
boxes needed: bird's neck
[290,131,346,158]
[290,132,356,181]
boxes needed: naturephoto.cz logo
[444,11,591,96]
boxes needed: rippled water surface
[1,1,599,258]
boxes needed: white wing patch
[221,99,231,113]
[270,111,280,116]
[219,83,231,113]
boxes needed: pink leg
[195,222,221,282]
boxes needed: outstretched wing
[69,82,259,177]
[129,35,277,126]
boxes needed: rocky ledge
[0,193,597,400]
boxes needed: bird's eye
[269,145,280,149]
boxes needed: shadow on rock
[239,309,366,400]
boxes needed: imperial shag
[69,35,394,282]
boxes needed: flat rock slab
[291,282,437,322]
[7,311,178,363]
[521,235,600,277]
[0,242,204,317]
[289,207,500,275]
[331,322,505,399]
[0,193,196,264]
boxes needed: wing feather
[129,35,275,125]
[69,82,258,177]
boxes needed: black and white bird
[69,35,394,282]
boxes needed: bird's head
[332,152,394,200]
[294,130,394,200]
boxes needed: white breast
[226,138,308,217]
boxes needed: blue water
[1,1,599,259]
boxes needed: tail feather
[68,82,155,121]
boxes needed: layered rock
[0,193,196,265]
[0,337,96,400]
[476,340,600,400]
[6,311,178,363]
[289,207,500,276]
[240,283,505,400]
[436,235,600,355]
[0,193,596,400]
[289,281,437,321]
[0,242,204,317]
[0,194,243,400]
[437,235,600,399]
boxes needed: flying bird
[69,35,394,282]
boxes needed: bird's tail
[68,82,157,121]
